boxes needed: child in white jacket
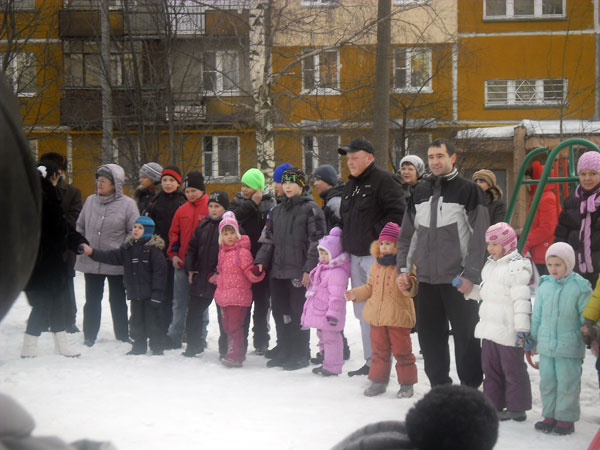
[471,222,533,421]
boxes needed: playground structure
[505,138,600,252]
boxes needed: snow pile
[0,273,598,449]
[456,120,600,140]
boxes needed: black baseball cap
[338,138,374,155]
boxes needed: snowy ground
[0,273,599,450]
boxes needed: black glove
[582,319,597,347]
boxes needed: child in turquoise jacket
[531,242,592,436]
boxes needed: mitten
[582,319,597,347]
[515,331,534,350]
[327,316,338,327]
[250,265,262,277]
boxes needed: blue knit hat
[273,163,293,183]
[135,216,155,239]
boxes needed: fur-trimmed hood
[125,234,165,250]
[369,240,397,259]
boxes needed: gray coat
[75,164,139,276]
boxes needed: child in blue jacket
[531,242,592,435]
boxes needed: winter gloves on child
[515,331,535,351]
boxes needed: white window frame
[301,0,337,7]
[392,47,432,94]
[203,135,240,181]
[393,133,431,169]
[301,49,340,95]
[302,134,341,176]
[1,52,37,97]
[203,51,240,96]
[484,78,567,107]
[483,0,565,19]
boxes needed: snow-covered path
[0,273,598,449]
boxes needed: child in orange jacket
[345,222,417,398]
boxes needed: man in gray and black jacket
[396,139,488,389]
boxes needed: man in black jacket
[338,138,405,376]
[39,152,83,333]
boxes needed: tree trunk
[249,1,275,184]
[100,1,113,164]
[373,0,391,169]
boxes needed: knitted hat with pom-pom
[318,227,344,260]
[379,222,401,243]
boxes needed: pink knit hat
[577,151,600,175]
[219,211,240,236]
[318,227,343,260]
[485,222,517,255]
[545,242,575,276]
[379,222,401,242]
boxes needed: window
[1,52,37,96]
[484,0,564,19]
[168,1,205,35]
[393,133,431,170]
[302,49,339,95]
[485,78,566,107]
[203,136,239,179]
[393,47,432,93]
[203,51,239,95]
[303,135,340,176]
[63,41,140,87]
[301,0,337,6]
[0,0,35,9]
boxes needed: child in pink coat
[214,211,265,367]
[301,227,351,376]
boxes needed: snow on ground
[1,273,599,450]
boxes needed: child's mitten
[326,316,338,327]
[581,319,597,347]
[515,331,534,350]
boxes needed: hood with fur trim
[369,240,396,259]
[125,233,165,250]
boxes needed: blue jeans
[168,267,209,343]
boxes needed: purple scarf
[576,184,600,272]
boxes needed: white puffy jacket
[472,250,532,346]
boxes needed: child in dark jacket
[82,216,167,355]
[183,191,229,357]
[215,211,265,367]
[255,167,327,370]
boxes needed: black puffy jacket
[339,163,405,256]
[185,216,221,298]
[320,182,345,232]
[145,189,187,249]
[555,192,600,276]
[228,192,276,256]
[90,235,168,301]
[255,193,326,279]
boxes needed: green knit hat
[241,168,265,191]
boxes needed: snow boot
[126,340,147,355]
[221,357,243,368]
[397,384,414,398]
[552,421,574,436]
[264,346,281,359]
[21,333,38,358]
[283,357,309,371]
[348,364,370,377]
[498,410,526,422]
[182,345,203,357]
[312,366,338,377]
[534,418,556,433]
[311,351,324,365]
[364,382,387,397]
[53,332,80,357]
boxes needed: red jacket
[167,195,209,261]
[523,161,561,264]
[214,235,265,307]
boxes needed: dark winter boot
[182,345,204,358]
[498,410,526,422]
[264,346,281,359]
[552,421,574,436]
[348,364,370,377]
[126,341,147,355]
[396,384,414,398]
[312,366,338,377]
[534,418,556,433]
[311,351,324,365]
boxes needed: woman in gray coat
[75,164,139,346]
